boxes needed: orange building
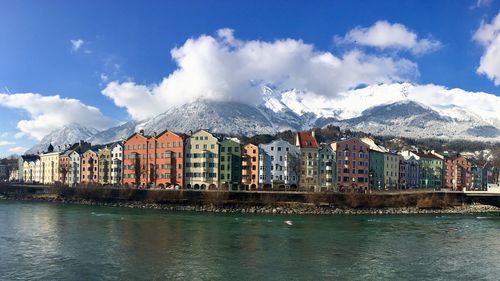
[155,130,186,188]
[81,149,99,184]
[242,143,259,190]
[123,131,154,188]
[444,154,472,190]
[59,153,70,185]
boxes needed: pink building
[330,138,370,192]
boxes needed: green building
[219,139,242,190]
[402,151,443,188]
[318,145,336,191]
[369,150,385,190]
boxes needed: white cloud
[102,28,418,120]
[70,39,85,51]
[0,132,9,138]
[0,141,14,146]
[14,132,25,139]
[331,83,500,125]
[473,12,500,85]
[8,146,27,154]
[470,0,493,9]
[0,93,114,140]
[336,21,441,55]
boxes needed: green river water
[0,201,499,280]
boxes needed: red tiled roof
[297,131,319,148]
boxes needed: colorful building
[81,149,99,184]
[259,139,300,189]
[241,143,259,190]
[98,146,112,184]
[296,131,320,191]
[123,131,155,188]
[331,138,370,192]
[68,150,81,186]
[40,145,61,184]
[399,155,420,189]
[361,137,386,191]
[402,151,443,188]
[384,153,401,189]
[318,144,336,191]
[184,130,220,189]
[219,139,242,190]
[21,155,40,183]
[443,154,472,190]
[110,143,123,185]
[155,130,186,188]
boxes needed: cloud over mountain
[0,92,114,140]
[336,21,441,55]
[474,12,500,85]
[102,28,418,120]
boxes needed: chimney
[189,130,193,136]
[311,130,316,138]
[139,129,145,136]
[154,132,157,137]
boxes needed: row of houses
[17,129,499,191]
[18,141,123,186]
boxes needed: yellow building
[384,153,401,189]
[40,151,61,184]
[184,130,220,189]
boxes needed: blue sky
[0,0,499,156]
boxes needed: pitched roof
[296,132,319,148]
[414,151,442,160]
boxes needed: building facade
[296,131,320,191]
[402,151,443,188]
[219,139,242,190]
[443,155,472,190]
[331,138,370,192]
[68,150,81,186]
[318,145,336,191]
[155,130,185,188]
[98,147,112,184]
[40,151,61,184]
[259,139,300,189]
[184,130,220,189]
[110,143,123,185]
[399,155,420,189]
[384,153,401,189]
[242,143,259,190]
[123,131,154,188]
[81,149,99,184]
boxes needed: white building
[258,139,300,188]
[68,150,81,186]
[110,143,123,185]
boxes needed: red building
[330,138,370,192]
[155,130,186,188]
[443,154,472,190]
[123,130,186,188]
[123,131,154,188]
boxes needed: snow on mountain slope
[28,83,500,152]
[26,123,99,154]
[88,121,137,144]
[137,100,282,136]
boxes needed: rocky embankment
[2,193,499,215]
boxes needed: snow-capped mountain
[28,83,500,153]
[137,100,280,136]
[26,123,99,154]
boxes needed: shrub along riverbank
[1,184,499,215]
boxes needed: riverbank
[2,192,500,215]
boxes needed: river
[0,201,499,280]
